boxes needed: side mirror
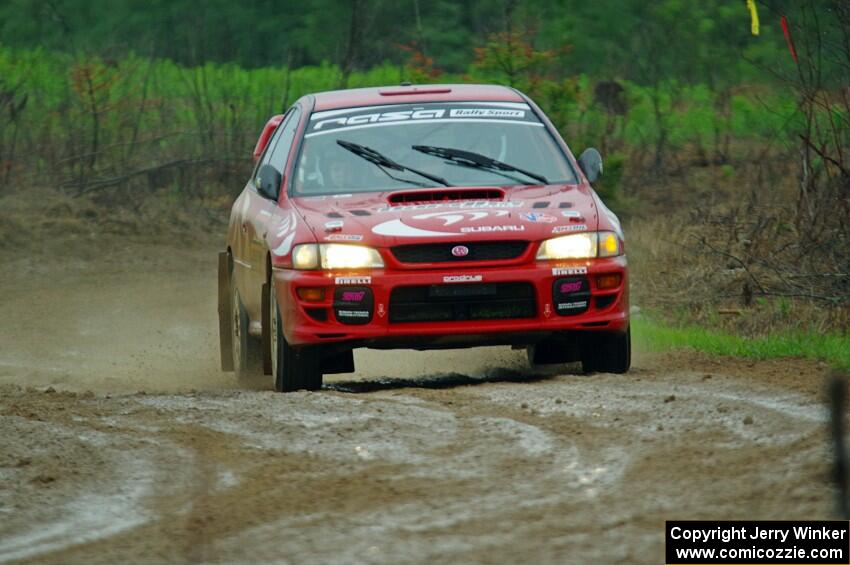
[578,148,603,183]
[256,164,282,201]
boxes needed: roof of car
[310,84,525,112]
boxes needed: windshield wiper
[412,145,549,185]
[336,140,451,187]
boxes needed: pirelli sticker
[552,267,587,276]
[335,276,371,285]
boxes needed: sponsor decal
[311,102,530,121]
[324,220,344,231]
[335,276,372,285]
[561,210,582,218]
[337,310,370,318]
[552,267,588,276]
[521,212,557,223]
[325,234,363,241]
[306,103,540,137]
[315,108,446,131]
[460,225,525,233]
[544,304,552,318]
[449,108,525,118]
[552,224,588,234]
[451,245,469,257]
[557,301,588,310]
[341,291,366,302]
[559,281,584,293]
[443,275,483,283]
[377,303,386,318]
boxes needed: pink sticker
[559,281,583,293]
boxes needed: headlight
[536,233,596,259]
[291,244,384,270]
[536,231,621,260]
[597,231,621,257]
[292,244,320,269]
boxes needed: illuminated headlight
[292,244,384,270]
[536,231,621,260]
[322,244,384,269]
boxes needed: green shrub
[0,45,812,197]
[595,151,625,206]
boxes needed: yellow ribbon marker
[746,0,760,36]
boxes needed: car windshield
[292,102,577,195]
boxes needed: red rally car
[218,84,630,392]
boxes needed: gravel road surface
[0,242,838,564]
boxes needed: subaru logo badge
[451,245,469,257]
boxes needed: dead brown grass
[0,185,229,260]
[625,158,850,335]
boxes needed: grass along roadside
[632,317,850,373]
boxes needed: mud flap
[261,282,272,375]
[321,350,355,374]
[218,251,234,372]
[528,335,579,365]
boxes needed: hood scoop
[387,188,505,206]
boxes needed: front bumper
[274,256,629,348]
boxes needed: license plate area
[390,282,536,323]
[428,283,498,299]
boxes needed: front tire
[269,282,323,392]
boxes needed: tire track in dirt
[0,242,840,563]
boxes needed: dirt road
[0,239,839,564]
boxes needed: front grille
[391,241,529,264]
[389,282,536,323]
